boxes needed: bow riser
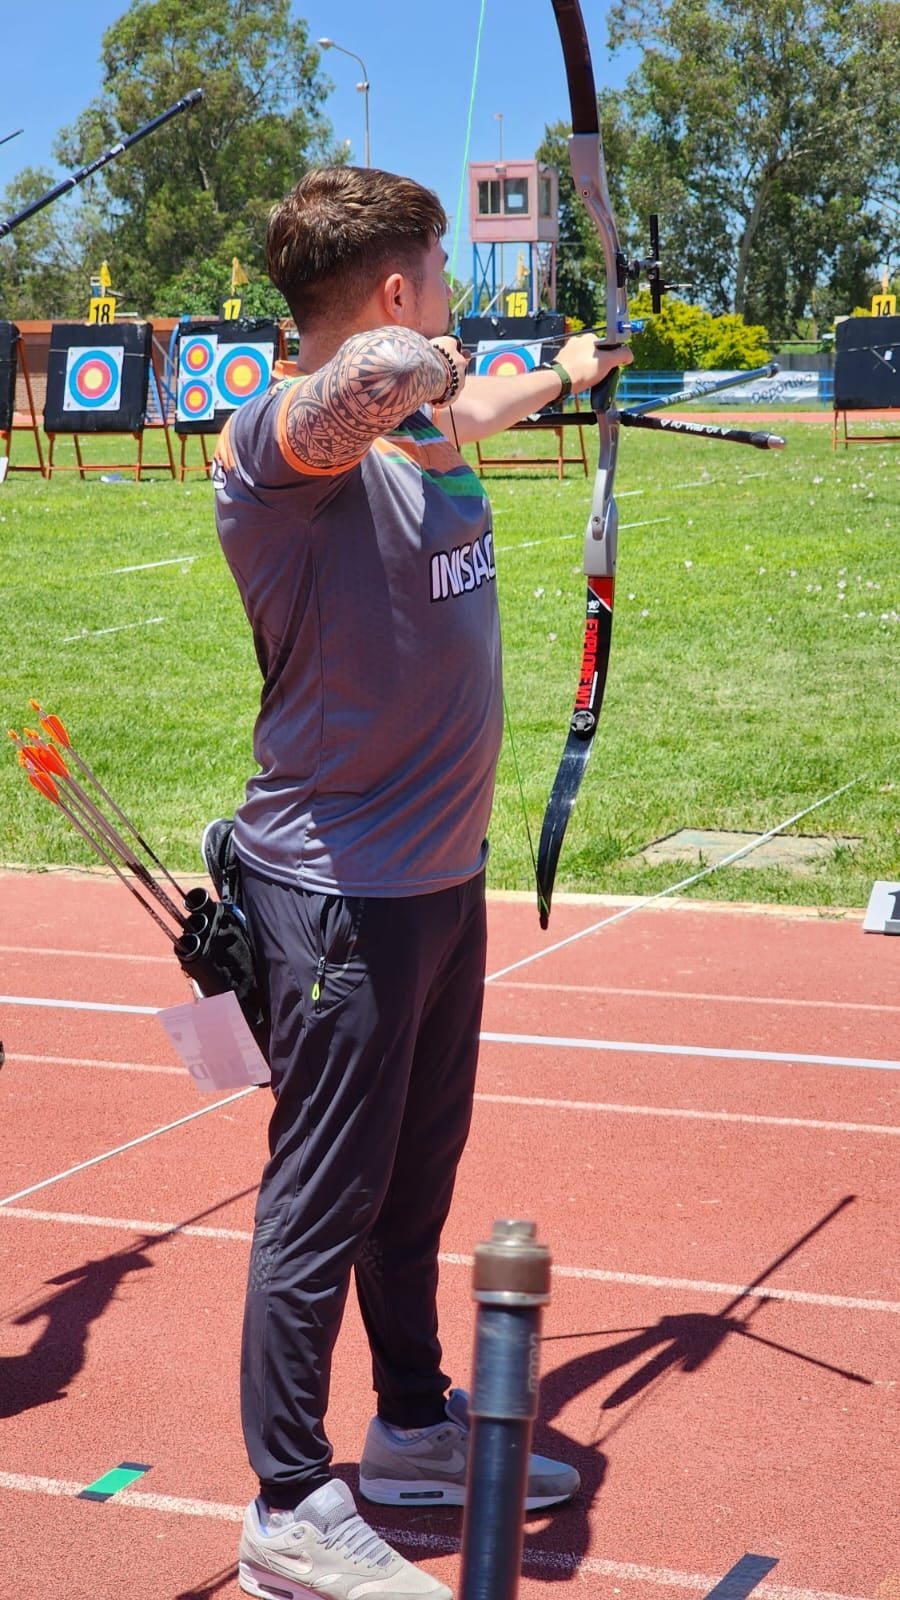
[568,132,631,344]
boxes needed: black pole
[0,90,203,239]
[458,1220,552,1600]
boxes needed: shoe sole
[358,1476,574,1511]
[239,1558,318,1599]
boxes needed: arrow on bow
[535,0,630,928]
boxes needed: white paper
[157,990,270,1091]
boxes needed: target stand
[464,330,588,480]
[43,322,175,480]
[833,315,900,450]
[174,320,282,479]
[0,322,46,478]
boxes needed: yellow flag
[99,260,112,288]
[231,257,250,290]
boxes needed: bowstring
[448,0,540,897]
[448,0,488,288]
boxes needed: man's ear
[381,270,413,325]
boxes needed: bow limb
[535,0,628,928]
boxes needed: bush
[629,291,770,370]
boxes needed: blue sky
[0,1,638,270]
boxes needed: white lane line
[0,1471,883,1599]
[0,995,158,1014]
[475,1092,900,1137]
[8,1056,897,1135]
[481,1030,900,1073]
[4,1004,896,1074]
[2,1209,897,1314]
[492,980,900,1016]
[4,958,896,1012]
[11,1052,183,1076]
[0,945,171,966]
[0,1208,252,1240]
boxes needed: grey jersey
[213,381,503,895]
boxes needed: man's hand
[553,331,633,395]
[430,335,470,403]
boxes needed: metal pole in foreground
[459,1220,552,1600]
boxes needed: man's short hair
[267,167,447,332]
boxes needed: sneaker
[201,817,241,906]
[359,1388,580,1511]
[238,1478,452,1600]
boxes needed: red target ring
[180,379,214,417]
[66,348,121,409]
[215,345,271,407]
[476,344,538,379]
[181,336,216,376]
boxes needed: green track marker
[78,1462,151,1502]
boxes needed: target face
[213,342,273,409]
[177,378,215,422]
[180,335,217,377]
[62,345,124,411]
[475,341,539,379]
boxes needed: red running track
[0,869,898,1600]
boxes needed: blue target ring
[181,336,216,377]
[67,348,121,409]
[179,379,215,418]
[215,344,271,408]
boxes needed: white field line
[0,1472,876,1600]
[63,617,165,642]
[499,516,671,552]
[2,1208,898,1314]
[111,556,198,573]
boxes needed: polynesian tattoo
[284,327,450,470]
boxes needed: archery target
[213,342,273,409]
[177,334,219,422]
[63,345,124,411]
[177,379,215,422]
[180,334,217,378]
[0,322,17,432]
[475,340,540,379]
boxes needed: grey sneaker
[359,1388,580,1511]
[238,1478,452,1600]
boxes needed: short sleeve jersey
[212,377,503,896]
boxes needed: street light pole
[318,38,370,167]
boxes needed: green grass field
[1,417,896,908]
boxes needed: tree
[605,0,900,337]
[49,0,343,314]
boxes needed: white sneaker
[239,1478,452,1599]
[359,1388,580,1511]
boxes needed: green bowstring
[448,0,488,288]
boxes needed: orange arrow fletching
[28,742,68,777]
[28,770,60,803]
[40,714,69,747]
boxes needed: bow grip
[590,367,621,413]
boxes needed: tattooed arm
[284,328,467,471]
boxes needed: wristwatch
[540,360,572,401]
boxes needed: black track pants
[239,867,488,1507]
